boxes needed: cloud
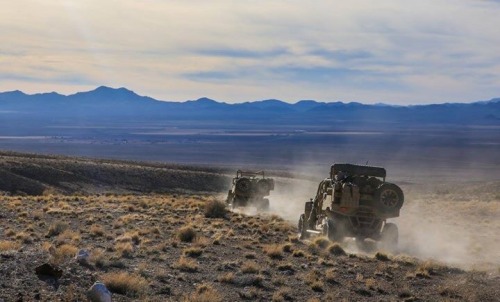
[0,0,499,104]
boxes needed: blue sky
[1,0,499,104]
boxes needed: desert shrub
[241,261,260,274]
[328,243,346,256]
[182,283,221,302]
[46,221,69,237]
[51,244,78,264]
[177,225,196,242]
[217,272,235,284]
[272,287,293,302]
[90,224,105,237]
[174,256,198,272]
[375,252,390,261]
[0,240,20,252]
[204,200,227,218]
[292,249,305,257]
[102,272,149,297]
[313,237,330,249]
[263,244,284,259]
[115,242,134,258]
[183,247,203,257]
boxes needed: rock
[75,249,90,264]
[87,281,112,302]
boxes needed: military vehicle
[226,170,274,210]
[298,163,404,249]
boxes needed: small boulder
[75,249,90,264]
[87,281,112,302]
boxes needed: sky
[1,0,499,105]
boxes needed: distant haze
[1,1,500,104]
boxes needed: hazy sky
[1,0,499,104]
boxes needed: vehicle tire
[235,178,252,196]
[380,222,398,251]
[298,214,309,239]
[324,218,344,242]
[256,179,271,195]
[225,190,234,205]
[374,183,404,211]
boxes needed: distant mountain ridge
[0,86,499,126]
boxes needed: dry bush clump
[57,230,81,244]
[102,271,149,297]
[174,256,199,272]
[313,237,330,249]
[328,243,346,256]
[0,240,20,252]
[204,199,227,218]
[177,225,197,242]
[183,247,203,257]
[182,283,222,302]
[375,252,390,261]
[263,244,284,259]
[46,221,69,237]
[90,224,105,237]
[217,272,235,284]
[51,244,78,264]
[272,287,293,302]
[115,242,134,258]
[241,261,260,274]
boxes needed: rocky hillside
[0,151,231,195]
[1,194,499,301]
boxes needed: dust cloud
[259,167,500,271]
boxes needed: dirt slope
[1,194,499,301]
[0,151,231,195]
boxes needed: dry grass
[177,225,197,242]
[313,237,330,249]
[263,244,284,259]
[217,272,235,284]
[0,240,20,252]
[204,199,227,218]
[327,243,346,256]
[46,221,69,237]
[90,224,105,237]
[102,271,149,297]
[182,283,222,302]
[174,256,199,272]
[241,261,260,274]
[115,242,134,257]
[272,287,292,302]
[183,247,203,257]
[51,243,78,264]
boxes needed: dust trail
[397,193,500,270]
[224,167,500,271]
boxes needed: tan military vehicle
[226,170,274,211]
[298,164,404,249]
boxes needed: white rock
[87,281,112,302]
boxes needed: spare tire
[256,179,271,195]
[374,183,404,211]
[235,178,252,196]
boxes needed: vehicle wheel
[324,218,344,242]
[256,179,270,195]
[225,190,234,205]
[236,178,252,196]
[298,214,309,239]
[380,222,398,251]
[375,183,404,211]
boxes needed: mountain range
[0,86,499,128]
